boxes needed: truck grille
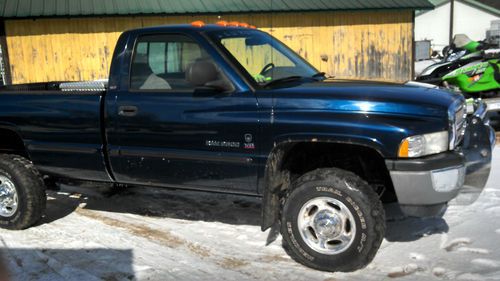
[451,103,467,149]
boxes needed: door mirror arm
[193,79,234,97]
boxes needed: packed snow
[1,148,500,280]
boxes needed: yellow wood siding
[5,11,413,84]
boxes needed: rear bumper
[386,106,495,217]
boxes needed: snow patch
[432,267,446,277]
[442,237,472,251]
[456,247,490,255]
[387,263,424,278]
[236,235,248,240]
[471,259,500,268]
[485,206,500,217]
[409,253,426,261]
[35,250,101,281]
[457,273,487,280]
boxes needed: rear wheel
[0,155,46,230]
[280,168,385,272]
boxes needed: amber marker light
[191,21,205,27]
[398,139,409,158]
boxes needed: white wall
[415,1,499,53]
[415,2,451,51]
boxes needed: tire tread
[281,168,385,272]
[0,154,46,230]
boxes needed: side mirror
[205,79,234,92]
[193,80,234,97]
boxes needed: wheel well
[0,128,30,159]
[261,141,395,231]
[281,142,396,203]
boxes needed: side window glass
[148,42,166,74]
[166,42,181,73]
[130,34,231,92]
[221,37,295,78]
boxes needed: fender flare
[260,135,387,231]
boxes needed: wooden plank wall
[4,10,413,84]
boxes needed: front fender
[260,136,386,231]
[272,133,386,157]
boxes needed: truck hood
[267,79,464,118]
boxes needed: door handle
[118,105,138,117]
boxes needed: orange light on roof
[191,21,205,27]
[216,20,228,26]
[228,21,240,27]
[238,22,249,28]
[249,25,256,29]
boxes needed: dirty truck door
[108,33,259,192]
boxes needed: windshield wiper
[312,72,335,81]
[264,76,304,88]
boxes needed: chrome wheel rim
[297,196,356,255]
[0,175,18,217]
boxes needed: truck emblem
[244,134,255,149]
[244,134,253,143]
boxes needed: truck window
[207,30,318,84]
[130,34,217,91]
[221,37,295,75]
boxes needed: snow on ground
[1,148,500,281]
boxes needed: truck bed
[0,82,110,181]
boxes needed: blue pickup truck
[0,22,495,272]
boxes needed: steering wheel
[260,63,275,75]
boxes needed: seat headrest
[132,54,154,74]
[186,60,218,87]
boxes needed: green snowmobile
[440,53,500,128]
[442,57,500,99]
[417,34,495,82]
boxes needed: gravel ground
[0,148,500,281]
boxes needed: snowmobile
[416,34,495,83]
[440,55,500,128]
[442,56,500,99]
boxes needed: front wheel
[280,168,385,272]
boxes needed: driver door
[109,33,260,193]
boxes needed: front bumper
[385,102,495,217]
[484,98,500,112]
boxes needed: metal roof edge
[462,0,500,17]
[0,7,422,20]
[416,0,500,17]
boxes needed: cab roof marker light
[216,20,228,26]
[228,21,240,27]
[238,22,249,28]
[191,21,205,27]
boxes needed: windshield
[207,29,320,85]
